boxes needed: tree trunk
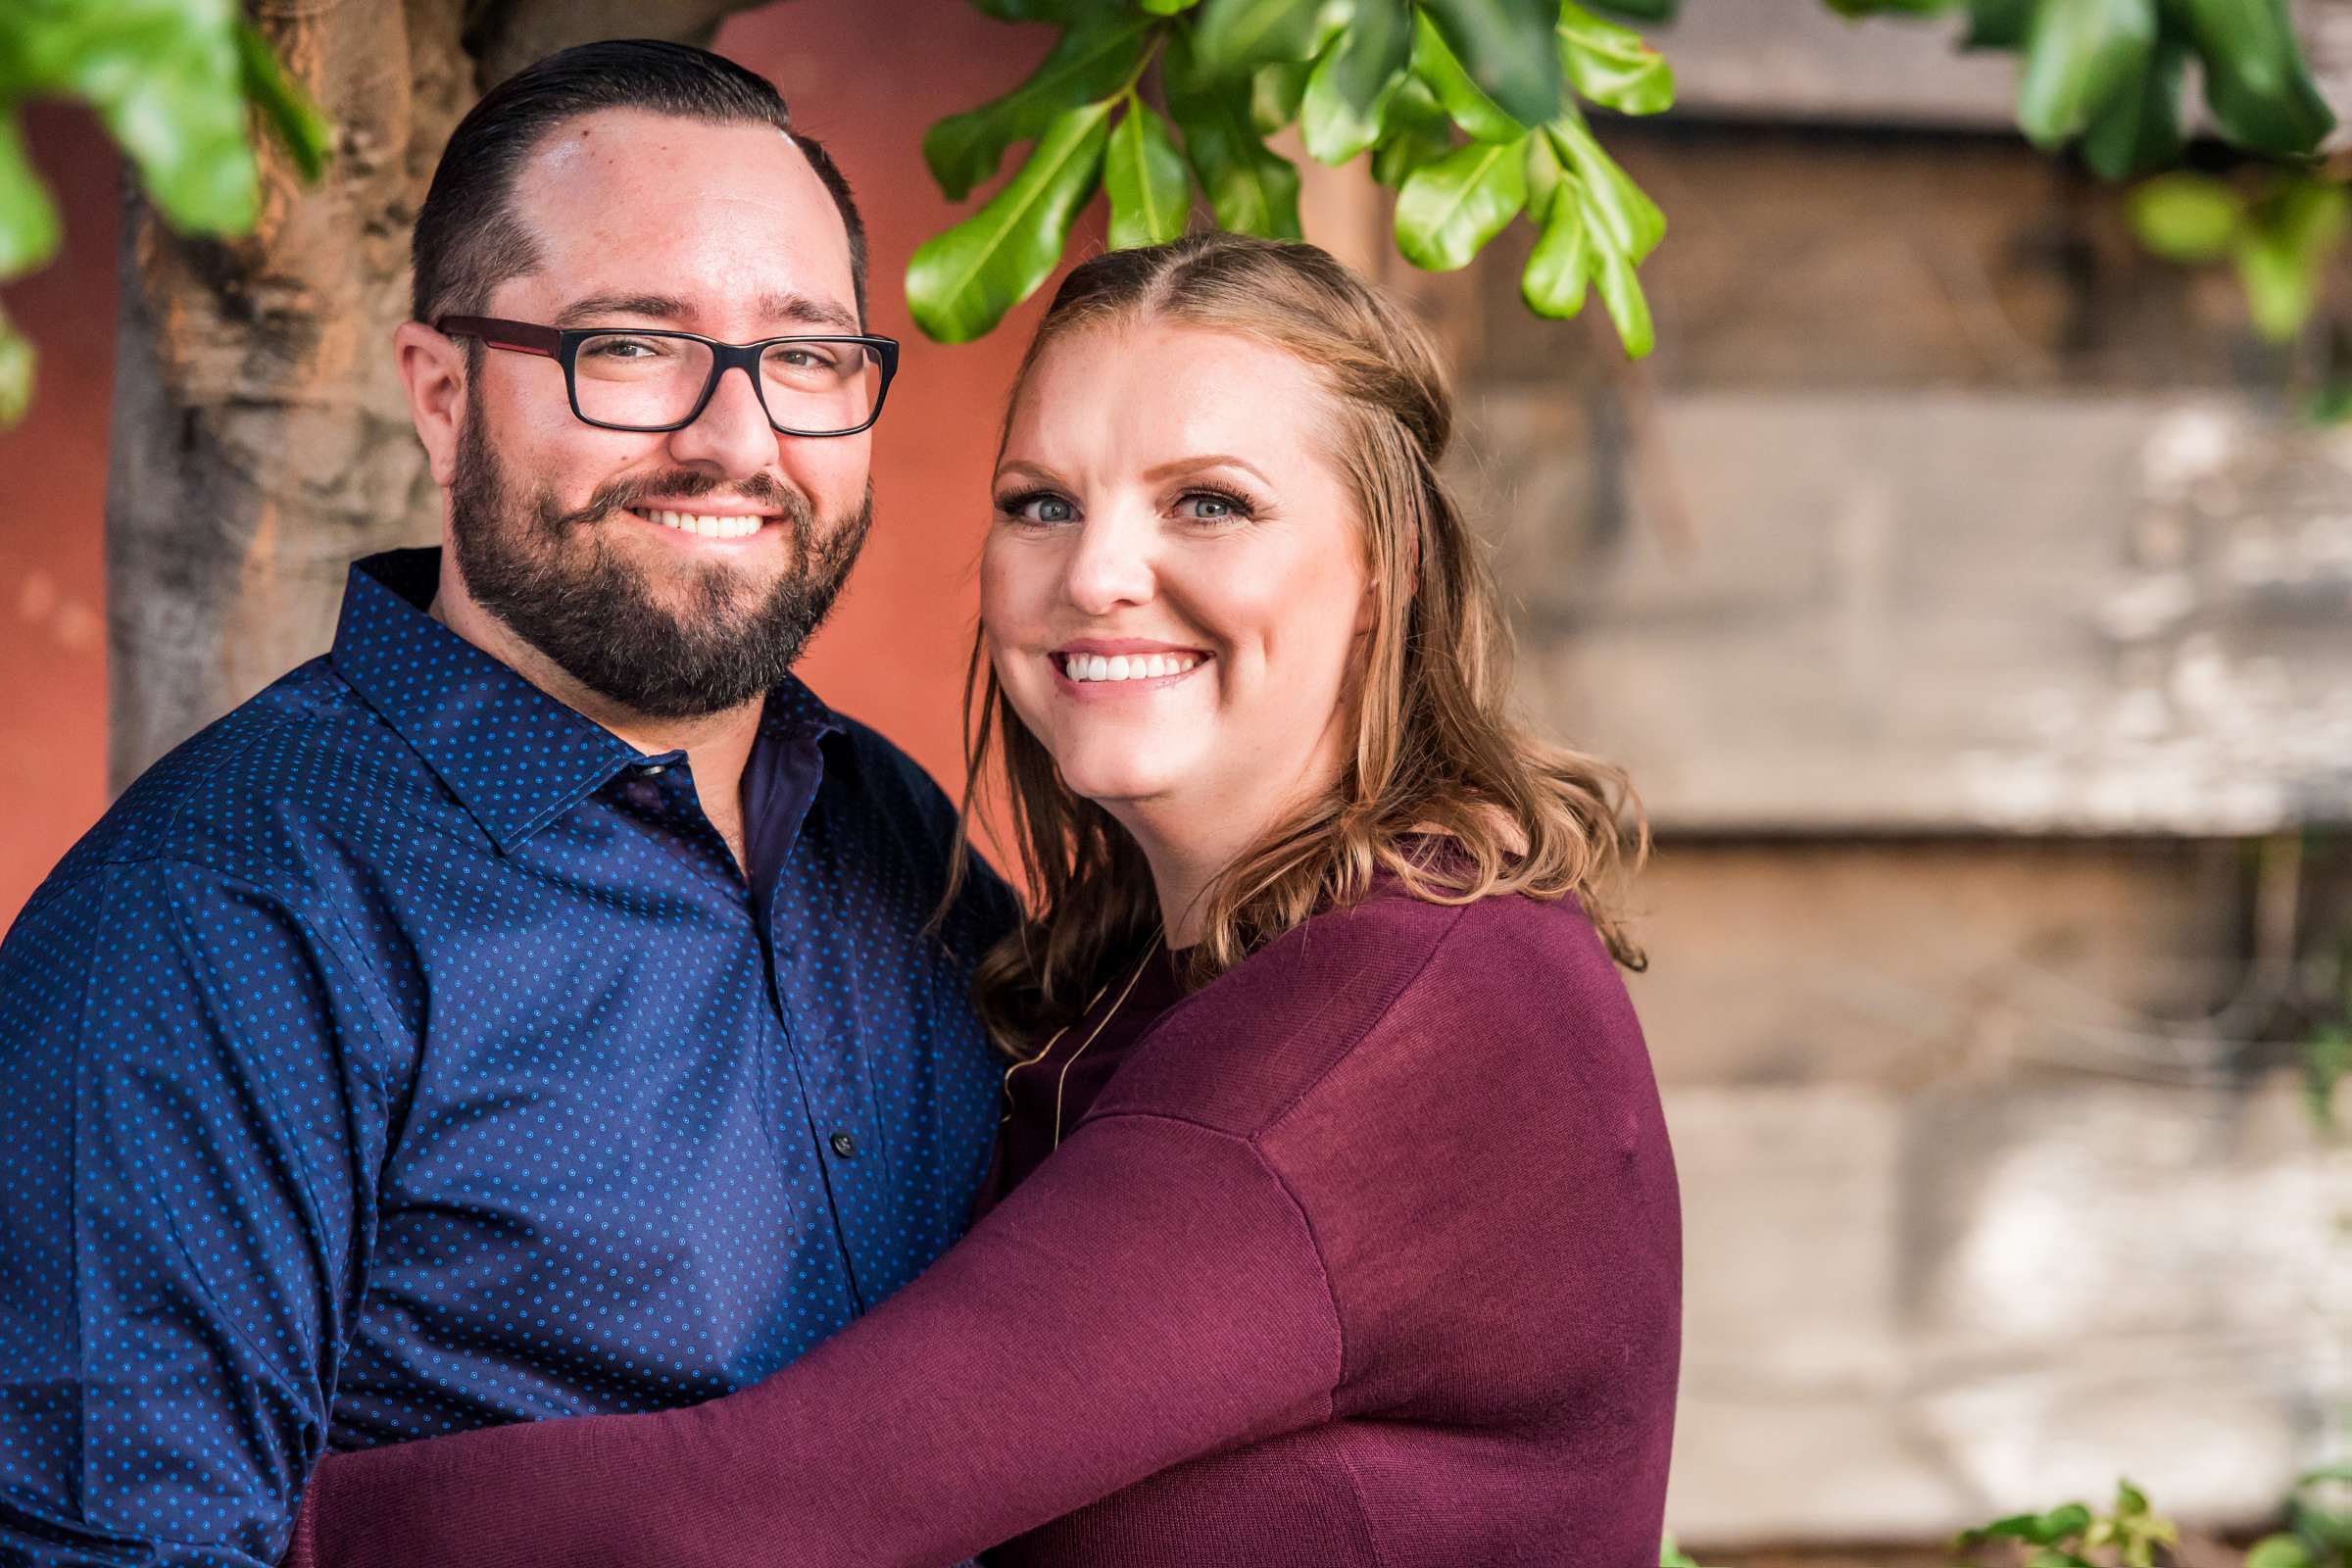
[104,0,765,787]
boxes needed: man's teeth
[635,508,763,540]
[1063,653,1202,683]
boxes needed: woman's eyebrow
[992,460,1065,487]
[1141,454,1275,487]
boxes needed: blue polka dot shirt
[0,548,1017,1565]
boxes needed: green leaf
[2129,172,2243,261]
[1658,1533,1703,1568]
[2244,1535,2320,1568]
[1189,0,1324,81]
[2113,1479,2149,1518]
[2230,205,2324,343]
[1420,0,1564,130]
[1557,4,1676,117]
[1142,0,1203,12]
[2298,1496,2352,1550]
[1298,0,1401,162]
[1371,75,1454,186]
[1521,172,1592,317]
[1396,134,1527,270]
[1326,0,1412,111]
[1411,9,1524,142]
[1539,122,1661,357]
[0,302,31,427]
[1959,1504,2092,1547]
[1590,234,1654,358]
[233,22,331,181]
[1299,0,1409,163]
[1165,33,1302,237]
[0,114,62,277]
[1251,59,1311,134]
[1524,125,1567,220]
[26,0,260,234]
[1550,115,1664,262]
[1301,50,1396,165]
[1591,0,1682,18]
[972,0,1085,20]
[906,101,1112,344]
[2170,0,2336,157]
[2037,1502,2096,1541]
[2016,0,2157,150]
[922,14,1153,202]
[1104,97,1191,248]
[2082,38,2183,180]
[1962,0,2034,47]
[1959,1514,2046,1547]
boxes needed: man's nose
[665,362,777,479]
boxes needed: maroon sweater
[288,886,1682,1567]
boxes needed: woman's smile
[1051,640,1212,696]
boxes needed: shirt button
[829,1132,857,1158]
[638,762,666,776]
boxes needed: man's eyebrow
[554,293,686,327]
[550,291,861,334]
[758,290,861,334]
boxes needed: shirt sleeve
[290,1111,1344,1568]
[0,859,388,1566]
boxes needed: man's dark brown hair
[411,38,869,332]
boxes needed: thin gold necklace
[1003,932,1164,1152]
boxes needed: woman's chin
[1057,763,1188,813]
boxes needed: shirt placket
[614,749,885,1309]
[760,823,893,1311]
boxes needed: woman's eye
[1004,494,1076,524]
[1176,491,1250,522]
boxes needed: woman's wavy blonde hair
[947,231,1646,1057]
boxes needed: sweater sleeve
[288,1112,1343,1568]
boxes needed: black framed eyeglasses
[435,316,900,438]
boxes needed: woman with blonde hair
[288,231,1681,1567]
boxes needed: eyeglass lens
[572,333,883,432]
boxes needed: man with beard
[0,41,1014,1567]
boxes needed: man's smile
[621,504,780,543]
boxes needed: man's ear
[395,320,466,487]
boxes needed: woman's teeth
[1063,653,1201,683]
[632,508,763,540]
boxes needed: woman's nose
[1060,514,1156,614]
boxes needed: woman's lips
[1051,650,1210,693]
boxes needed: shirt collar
[329,548,845,854]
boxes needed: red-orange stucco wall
[0,0,1077,924]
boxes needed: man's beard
[447,408,871,719]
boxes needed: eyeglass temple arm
[435,317,562,356]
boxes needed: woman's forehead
[1007,321,1341,466]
